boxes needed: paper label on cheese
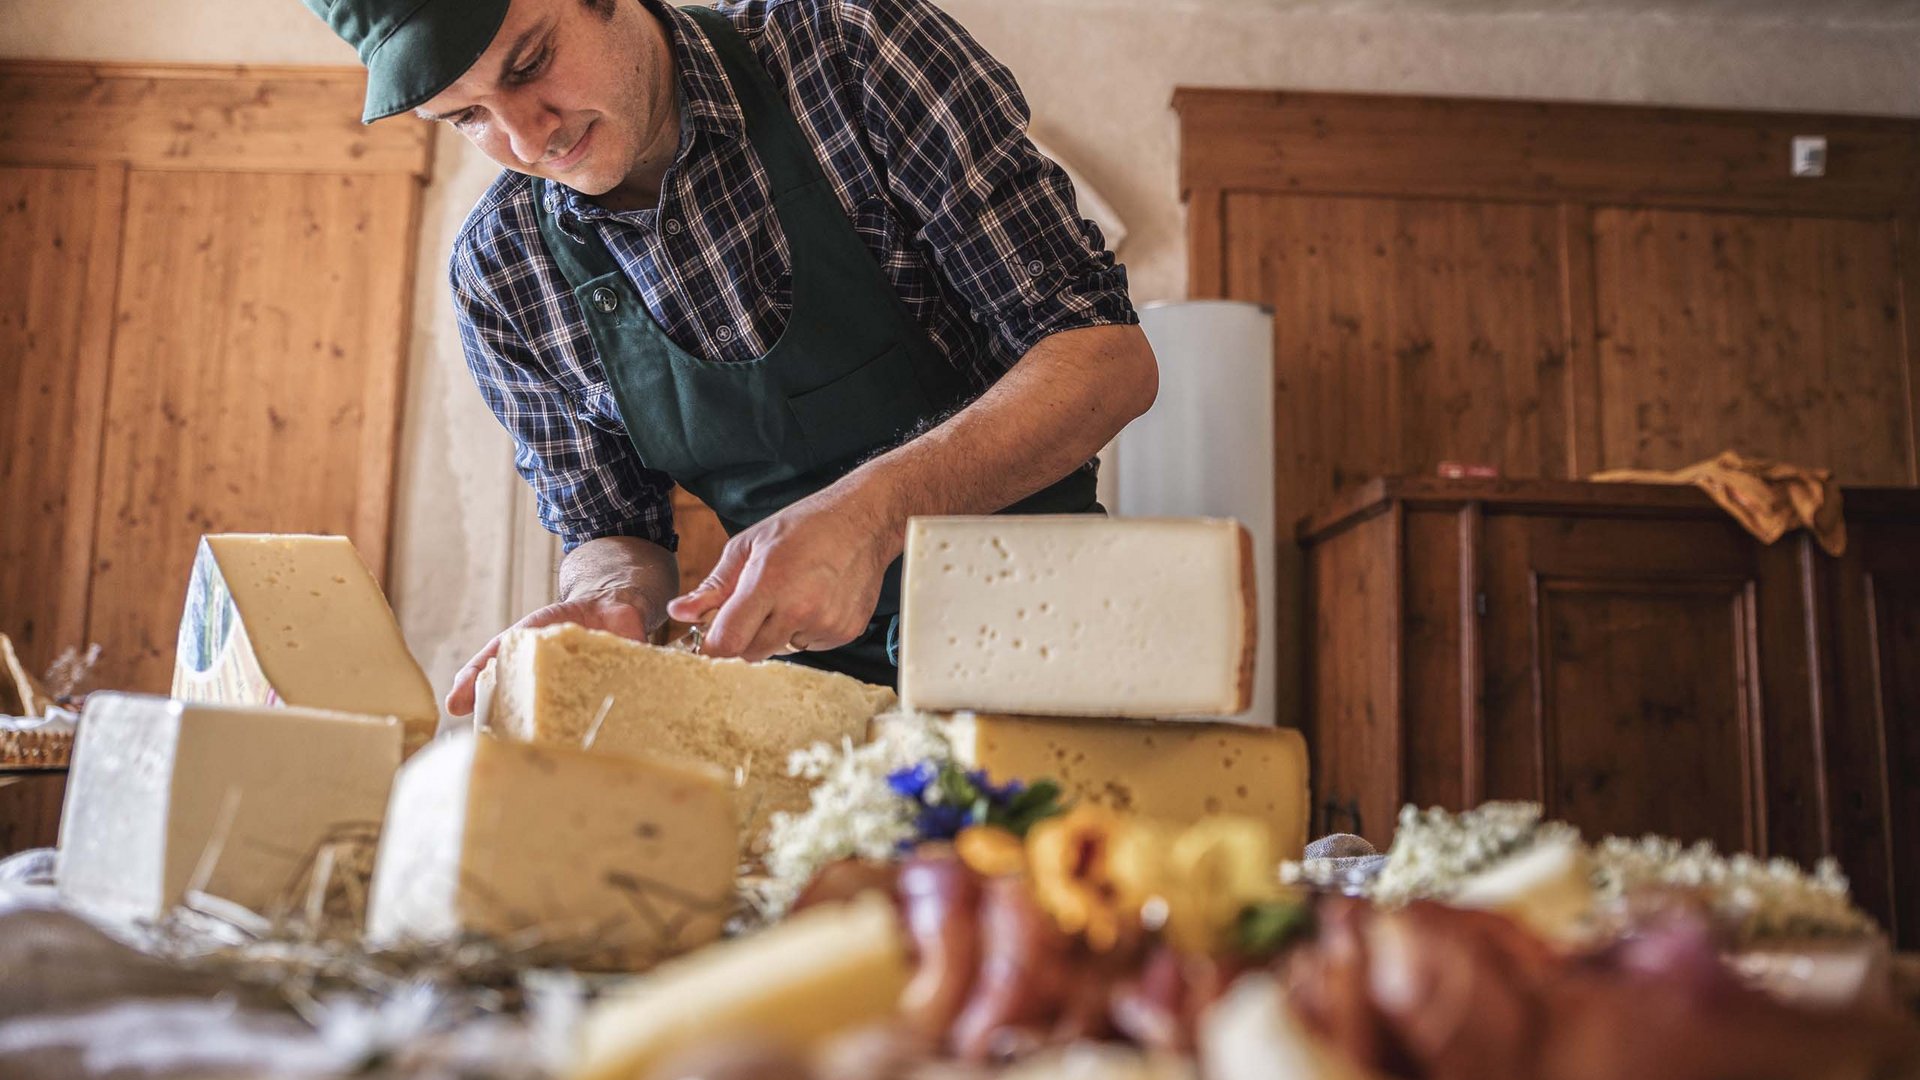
[899,516,1257,718]
[172,535,437,754]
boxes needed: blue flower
[914,803,969,841]
[887,762,937,800]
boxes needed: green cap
[303,0,513,123]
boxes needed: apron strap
[678,5,832,199]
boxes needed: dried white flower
[748,711,952,918]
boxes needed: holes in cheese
[900,517,1257,717]
[172,534,438,756]
[485,624,895,852]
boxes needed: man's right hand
[444,589,654,716]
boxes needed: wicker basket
[0,727,72,769]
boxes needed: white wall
[9,0,1920,707]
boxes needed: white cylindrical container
[1118,301,1276,726]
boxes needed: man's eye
[510,50,551,83]
[449,110,480,128]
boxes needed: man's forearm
[556,535,681,633]
[843,323,1158,554]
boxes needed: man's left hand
[665,484,900,662]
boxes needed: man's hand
[666,486,899,662]
[445,588,655,716]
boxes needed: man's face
[415,0,668,197]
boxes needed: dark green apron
[533,5,1098,686]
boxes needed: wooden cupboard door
[0,166,113,674]
[86,170,416,693]
[1823,521,1920,947]
[1478,514,1816,854]
[1592,209,1914,483]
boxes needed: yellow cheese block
[58,693,402,925]
[366,731,737,971]
[488,623,895,851]
[172,534,438,755]
[571,893,909,1080]
[899,516,1257,718]
[940,712,1310,860]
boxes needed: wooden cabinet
[1177,90,1920,730]
[1300,476,1920,947]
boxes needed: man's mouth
[546,122,596,172]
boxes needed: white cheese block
[899,516,1257,717]
[938,711,1310,859]
[172,534,439,756]
[572,894,909,1080]
[56,693,401,925]
[487,624,895,851]
[366,730,737,971]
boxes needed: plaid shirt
[451,0,1135,553]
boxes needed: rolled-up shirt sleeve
[834,0,1136,361]
[450,246,678,554]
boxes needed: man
[304,0,1157,708]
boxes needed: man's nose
[499,100,562,167]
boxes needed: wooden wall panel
[0,168,101,673]
[1592,209,1914,481]
[0,64,432,178]
[87,170,417,693]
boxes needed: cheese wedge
[486,624,895,849]
[938,712,1310,859]
[172,534,438,755]
[57,693,401,925]
[899,516,1257,717]
[366,730,736,971]
[572,894,909,1080]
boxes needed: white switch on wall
[1791,135,1828,178]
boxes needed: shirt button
[1026,259,1046,276]
[590,287,619,314]
[715,324,734,342]
[665,218,683,235]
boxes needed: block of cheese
[572,893,909,1080]
[172,534,438,756]
[57,692,402,925]
[366,730,737,971]
[899,516,1256,717]
[487,624,895,849]
[938,712,1310,859]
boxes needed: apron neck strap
[677,4,829,197]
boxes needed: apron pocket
[787,342,932,470]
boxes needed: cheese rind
[571,894,909,1080]
[939,712,1310,860]
[366,730,737,971]
[488,624,895,849]
[172,534,438,755]
[56,693,401,924]
[899,516,1257,717]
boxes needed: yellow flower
[956,825,1028,878]
[1026,804,1130,951]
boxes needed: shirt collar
[543,0,746,222]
